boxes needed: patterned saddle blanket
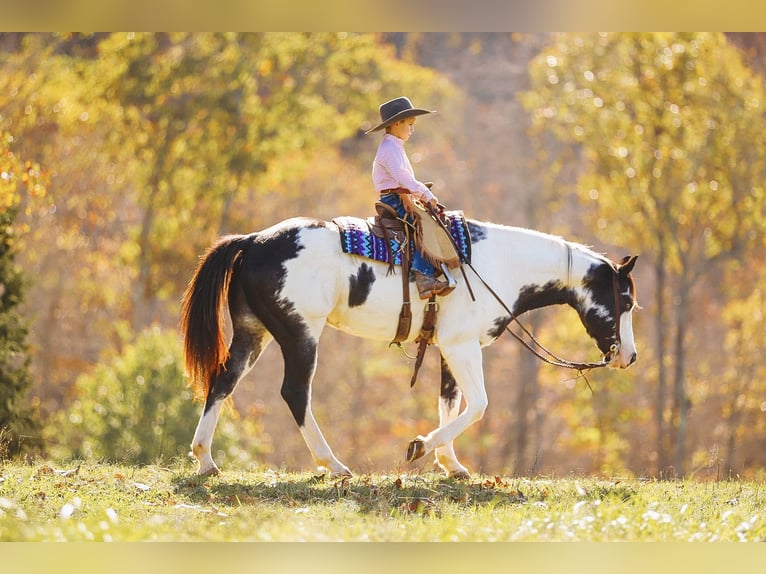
[332,210,471,267]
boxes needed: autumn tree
[0,33,133,410]
[93,32,451,330]
[522,32,766,475]
[706,262,766,474]
[0,131,45,457]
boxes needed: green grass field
[2,459,765,542]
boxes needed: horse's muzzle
[607,349,637,369]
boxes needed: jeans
[379,193,436,276]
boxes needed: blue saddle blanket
[333,210,471,266]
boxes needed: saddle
[370,201,445,388]
[370,201,415,344]
[369,201,410,274]
[333,200,471,386]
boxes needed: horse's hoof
[197,464,220,477]
[329,468,353,479]
[448,469,471,480]
[406,438,427,462]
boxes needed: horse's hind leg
[191,324,271,476]
[277,319,352,478]
[433,355,471,479]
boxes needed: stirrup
[415,271,449,300]
[440,263,457,295]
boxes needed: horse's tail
[181,234,251,401]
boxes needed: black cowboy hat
[365,96,435,134]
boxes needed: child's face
[389,117,416,141]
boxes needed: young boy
[366,96,451,299]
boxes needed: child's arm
[377,141,437,204]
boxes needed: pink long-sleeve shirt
[372,134,435,202]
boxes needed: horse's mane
[472,219,615,266]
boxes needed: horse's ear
[618,255,638,275]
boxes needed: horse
[181,215,639,479]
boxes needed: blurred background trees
[0,206,42,458]
[522,32,766,476]
[1,32,765,479]
[0,130,45,457]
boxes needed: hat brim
[364,108,435,134]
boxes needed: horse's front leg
[406,340,487,476]
[433,355,470,479]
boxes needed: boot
[415,271,451,300]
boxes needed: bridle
[423,205,630,378]
[469,244,629,375]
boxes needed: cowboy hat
[365,96,435,134]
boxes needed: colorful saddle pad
[333,210,471,267]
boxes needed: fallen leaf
[35,466,54,477]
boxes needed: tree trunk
[672,284,690,477]
[503,315,541,476]
[513,344,540,474]
[133,179,159,331]
[132,126,172,331]
[654,244,668,475]
[217,172,241,236]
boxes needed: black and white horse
[182,216,638,478]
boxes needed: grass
[1,459,766,542]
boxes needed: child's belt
[380,187,411,195]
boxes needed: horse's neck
[498,226,572,284]
[486,225,602,313]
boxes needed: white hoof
[191,445,219,476]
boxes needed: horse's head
[577,255,639,369]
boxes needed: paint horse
[182,215,638,478]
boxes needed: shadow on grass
[170,473,539,515]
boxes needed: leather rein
[469,246,623,373]
[424,205,624,378]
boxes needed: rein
[468,254,618,374]
[425,204,622,379]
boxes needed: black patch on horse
[487,315,512,340]
[580,262,620,355]
[513,281,573,316]
[440,356,460,408]
[467,221,488,243]
[348,263,376,307]
[235,225,319,426]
